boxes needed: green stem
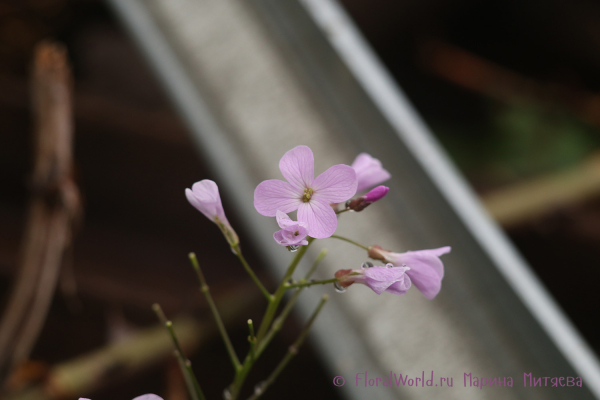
[255,239,313,344]
[335,208,351,215]
[284,278,338,289]
[305,248,328,279]
[232,244,273,302]
[247,319,256,361]
[256,248,328,358]
[247,295,329,400]
[330,234,370,251]
[189,253,242,371]
[229,239,314,400]
[152,304,206,400]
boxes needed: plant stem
[255,239,313,344]
[330,234,370,251]
[189,253,242,371]
[256,248,328,358]
[284,278,338,289]
[152,303,205,400]
[247,319,256,361]
[305,248,328,279]
[232,244,273,302]
[229,239,314,400]
[335,208,351,215]
[246,295,329,400]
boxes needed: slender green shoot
[247,295,329,400]
[152,303,205,400]
[330,234,370,251]
[232,244,273,302]
[284,278,338,289]
[189,253,241,371]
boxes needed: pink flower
[335,264,412,295]
[273,210,309,247]
[79,396,163,400]
[351,153,391,193]
[346,185,389,211]
[254,146,357,239]
[186,180,239,247]
[369,246,451,299]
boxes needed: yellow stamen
[302,188,313,202]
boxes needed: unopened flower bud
[364,186,389,203]
[186,180,239,248]
[346,186,389,212]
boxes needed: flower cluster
[176,145,453,400]
[185,145,450,299]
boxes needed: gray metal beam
[107,0,600,398]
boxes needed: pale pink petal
[401,247,451,299]
[312,164,357,203]
[276,210,294,229]
[254,180,302,216]
[352,153,391,193]
[386,273,412,295]
[297,199,337,238]
[400,247,450,278]
[273,229,309,246]
[132,395,164,400]
[273,230,286,245]
[186,180,221,220]
[279,145,314,190]
[363,267,407,295]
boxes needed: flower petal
[254,180,302,216]
[132,395,164,400]
[273,230,286,245]
[386,273,412,295]
[402,247,450,299]
[363,267,407,295]
[275,210,293,229]
[279,145,314,190]
[186,180,225,221]
[352,153,391,193]
[312,164,357,203]
[297,199,337,238]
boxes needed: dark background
[1,0,599,398]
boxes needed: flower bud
[346,186,389,212]
[186,180,239,248]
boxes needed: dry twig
[0,40,81,383]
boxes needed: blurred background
[0,0,599,399]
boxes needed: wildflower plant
[154,145,451,400]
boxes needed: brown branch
[0,40,81,383]
[3,282,262,400]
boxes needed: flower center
[302,188,313,202]
[294,230,299,236]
